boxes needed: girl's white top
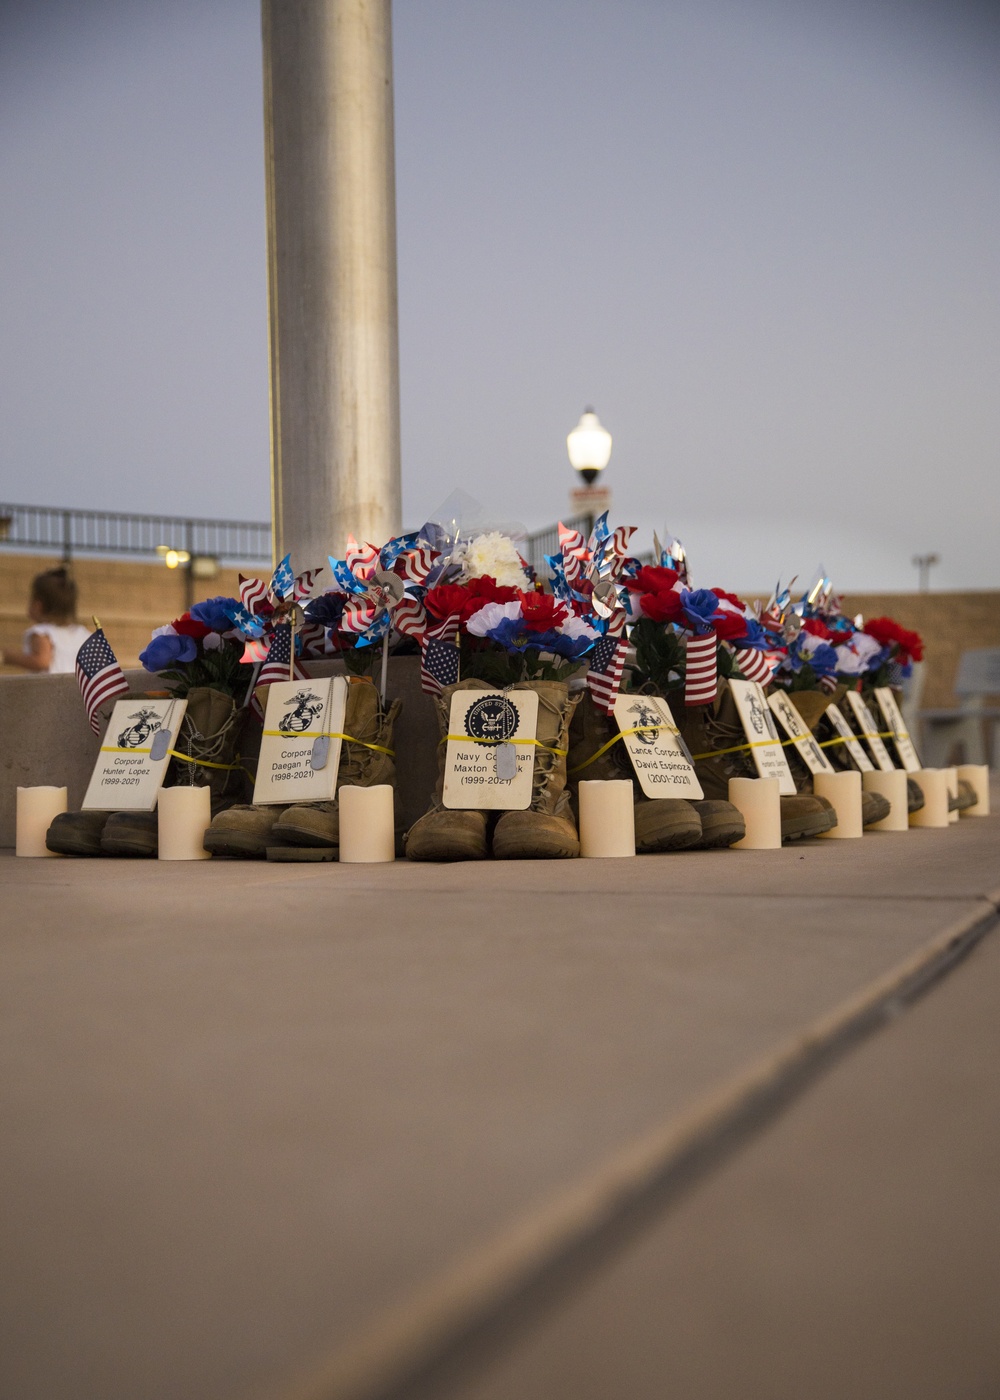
[24,622,91,674]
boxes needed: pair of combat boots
[405,679,582,860]
[204,675,401,860]
[46,687,247,857]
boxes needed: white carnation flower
[151,624,178,639]
[466,600,522,636]
[462,532,529,589]
[835,632,882,675]
[560,613,600,641]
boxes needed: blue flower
[304,592,346,630]
[189,596,239,632]
[140,632,198,672]
[735,616,767,650]
[539,631,594,660]
[486,617,534,652]
[680,588,720,634]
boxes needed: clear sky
[1,0,998,591]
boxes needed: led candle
[728,777,781,850]
[157,786,212,860]
[909,769,949,828]
[339,784,395,863]
[578,780,636,857]
[945,766,959,822]
[808,770,861,838]
[861,769,909,832]
[957,763,990,817]
[16,786,67,857]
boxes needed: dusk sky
[1,0,998,591]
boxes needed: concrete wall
[0,656,439,849]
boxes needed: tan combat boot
[566,689,704,852]
[783,687,892,828]
[672,680,836,842]
[405,679,492,861]
[171,686,249,804]
[271,676,402,856]
[492,680,583,860]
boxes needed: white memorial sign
[612,694,703,799]
[844,690,896,772]
[728,679,796,794]
[823,701,874,772]
[766,691,835,776]
[874,687,921,772]
[253,677,347,805]
[83,697,188,811]
[443,689,539,810]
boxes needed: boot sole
[405,834,488,862]
[202,831,268,859]
[781,812,834,841]
[45,837,105,857]
[274,820,339,848]
[694,815,746,848]
[266,846,337,862]
[492,835,579,859]
[100,837,158,858]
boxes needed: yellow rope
[567,723,678,775]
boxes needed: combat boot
[203,803,290,858]
[270,676,402,858]
[566,689,703,852]
[45,810,111,856]
[781,688,890,829]
[405,679,491,861]
[672,680,835,842]
[492,680,583,859]
[171,686,249,804]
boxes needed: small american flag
[420,613,460,696]
[733,646,774,686]
[587,633,629,714]
[685,633,718,707]
[75,627,129,735]
[256,623,308,691]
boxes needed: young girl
[2,567,91,674]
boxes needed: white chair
[919,647,1000,768]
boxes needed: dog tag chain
[495,687,518,781]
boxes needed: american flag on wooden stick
[255,624,308,692]
[75,627,129,735]
[684,633,719,707]
[587,633,629,714]
[420,613,460,696]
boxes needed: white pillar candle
[813,770,863,839]
[339,784,395,863]
[728,776,781,850]
[957,763,990,817]
[578,780,636,857]
[909,769,950,828]
[861,769,909,832]
[945,766,959,822]
[157,786,213,860]
[16,786,68,857]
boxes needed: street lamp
[912,552,940,592]
[566,408,612,485]
[567,408,613,534]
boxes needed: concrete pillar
[262,0,402,566]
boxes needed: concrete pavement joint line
[260,900,999,1400]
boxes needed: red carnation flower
[424,583,474,622]
[802,617,834,642]
[863,616,924,664]
[639,590,684,624]
[171,614,211,639]
[712,612,750,642]
[711,588,744,611]
[627,565,680,597]
[519,590,568,633]
[466,575,518,606]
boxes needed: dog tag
[310,735,330,770]
[495,741,518,781]
[149,729,171,761]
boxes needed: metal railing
[0,502,272,563]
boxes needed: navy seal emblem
[465,695,518,742]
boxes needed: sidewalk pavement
[1,802,998,1400]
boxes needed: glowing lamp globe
[567,409,612,486]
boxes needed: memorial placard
[82,697,188,811]
[728,679,797,794]
[612,694,703,799]
[844,690,896,772]
[874,687,921,772]
[766,691,835,776]
[442,689,539,809]
[823,702,874,772]
[253,677,348,805]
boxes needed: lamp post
[912,552,940,592]
[566,408,613,536]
